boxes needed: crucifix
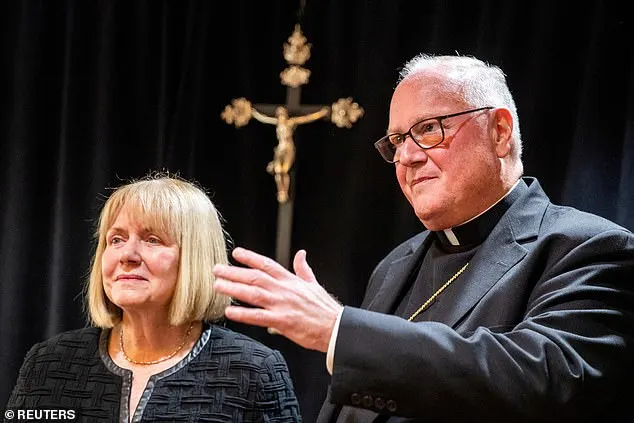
[221,24,364,269]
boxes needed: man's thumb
[293,249,317,282]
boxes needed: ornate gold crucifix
[221,24,364,268]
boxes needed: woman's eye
[147,236,161,245]
[109,236,123,245]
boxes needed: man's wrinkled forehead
[398,67,464,95]
[389,73,465,127]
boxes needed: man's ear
[491,108,513,158]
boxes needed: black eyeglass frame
[374,106,494,163]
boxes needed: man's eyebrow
[387,114,434,134]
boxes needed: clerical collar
[435,179,527,250]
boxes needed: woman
[6,173,302,422]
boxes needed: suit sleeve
[329,229,634,422]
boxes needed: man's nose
[397,135,428,165]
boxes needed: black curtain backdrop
[1,1,633,421]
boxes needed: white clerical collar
[442,228,461,246]
[441,179,523,247]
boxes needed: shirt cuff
[326,307,345,375]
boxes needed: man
[212,54,634,422]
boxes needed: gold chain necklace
[120,321,194,365]
[407,262,469,322]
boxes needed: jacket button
[362,395,373,408]
[386,399,398,412]
[351,393,361,405]
[374,397,385,410]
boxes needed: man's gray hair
[400,54,522,160]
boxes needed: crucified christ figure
[251,106,330,203]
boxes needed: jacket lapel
[433,179,547,328]
[435,221,527,327]
[364,233,433,314]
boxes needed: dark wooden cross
[221,24,364,269]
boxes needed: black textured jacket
[6,323,302,422]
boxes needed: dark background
[1,1,633,421]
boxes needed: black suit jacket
[318,177,634,423]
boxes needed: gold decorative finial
[283,24,311,65]
[331,98,365,128]
[220,98,253,128]
[280,25,312,88]
[280,66,311,88]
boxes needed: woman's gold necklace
[120,321,194,365]
[407,262,469,322]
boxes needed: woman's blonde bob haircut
[86,173,231,328]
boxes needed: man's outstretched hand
[212,247,343,352]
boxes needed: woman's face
[101,206,180,316]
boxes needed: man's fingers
[214,279,274,308]
[232,247,288,278]
[213,264,273,288]
[224,305,280,330]
[293,249,317,282]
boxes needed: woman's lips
[115,274,147,281]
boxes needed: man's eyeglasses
[374,107,494,163]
